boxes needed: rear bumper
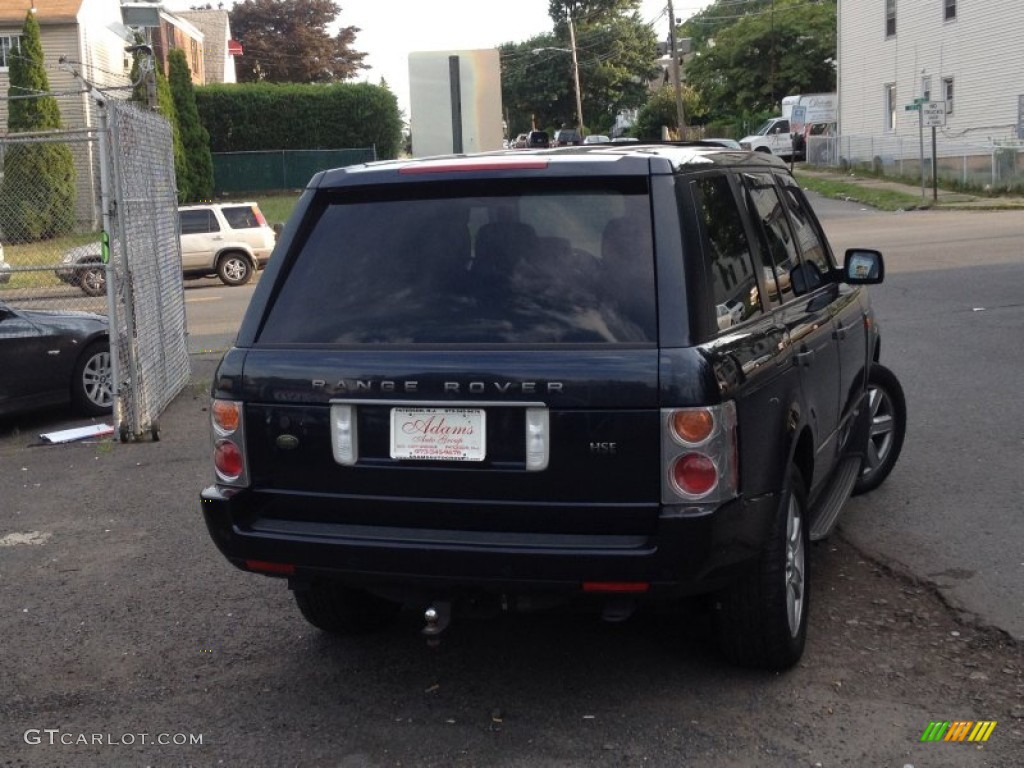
[200,487,779,599]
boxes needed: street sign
[921,101,946,127]
[905,104,920,111]
[914,97,928,104]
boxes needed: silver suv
[179,202,276,285]
[56,202,277,295]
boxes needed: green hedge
[195,82,403,159]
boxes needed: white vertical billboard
[408,49,503,157]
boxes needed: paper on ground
[39,423,115,443]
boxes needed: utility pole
[668,0,686,136]
[568,12,585,136]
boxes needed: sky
[338,0,712,117]
[161,1,713,118]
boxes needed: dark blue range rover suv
[200,143,905,670]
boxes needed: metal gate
[0,89,189,439]
[101,98,190,440]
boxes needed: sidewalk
[795,166,1024,210]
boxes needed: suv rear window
[260,179,656,345]
[221,205,261,229]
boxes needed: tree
[131,50,189,202]
[0,10,76,242]
[230,0,368,83]
[631,84,704,140]
[168,49,214,202]
[681,0,836,130]
[501,1,659,136]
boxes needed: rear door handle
[795,348,814,367]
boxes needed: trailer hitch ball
[422,602,452,647]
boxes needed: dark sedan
[0,300,113,418]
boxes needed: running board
[809,456,861,541]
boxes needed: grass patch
[794,172,930,211]
[0,232,99,291]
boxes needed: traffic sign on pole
[921,102,946,127]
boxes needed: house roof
[0,1,84,25]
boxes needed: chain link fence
[0,90,189,440]
[807,134,1024,192]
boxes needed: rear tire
[217,253,253,286]
[853,363,906,495]
[294,581,401,635]
[714,465,809,670]
[72,341,113,416]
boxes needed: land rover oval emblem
[276,434,300,451]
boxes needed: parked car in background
[512,133,529,149]
[553,128,583,146]
[179,202,276,285]
[582,134,611,144]
[793,121,836,162]
[0,299,111,417]
[525,130,550,148]
[0,244,10,284]
[704,138,742,149]
[56,202,277,296]
[55,242,108,297]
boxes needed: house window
[884,83,897,131]
[886,0,897,37]
[944,0,956,21]
[943,77,954,113]
[0,35,21,69]
[921,75,932,102]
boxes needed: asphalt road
[813,201,1024,641]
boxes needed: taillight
[214,439,244,481]
[671,409,715,444]
[212,399,241,435]
[661,403,738,504]
[252,206,268,227]
[671,452,717,496]
[211,399,248,487]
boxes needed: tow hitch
[421,602,452,647]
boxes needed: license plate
[390,408,486,461]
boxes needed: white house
[837,0,1024,143]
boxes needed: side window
[777,174,833,292]
[742,173,802,305]
[692,174,763,330]
[180,210,209,235]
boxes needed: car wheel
[79,262,106,297]
[853,363,906,495]
[714,464,809,670]
[294,581,401,635]
[72,341,114,416]
[217,253,253,286]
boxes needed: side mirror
[843,249,885,284]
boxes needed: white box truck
[740,93,836,160]
[408,49,504,157]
